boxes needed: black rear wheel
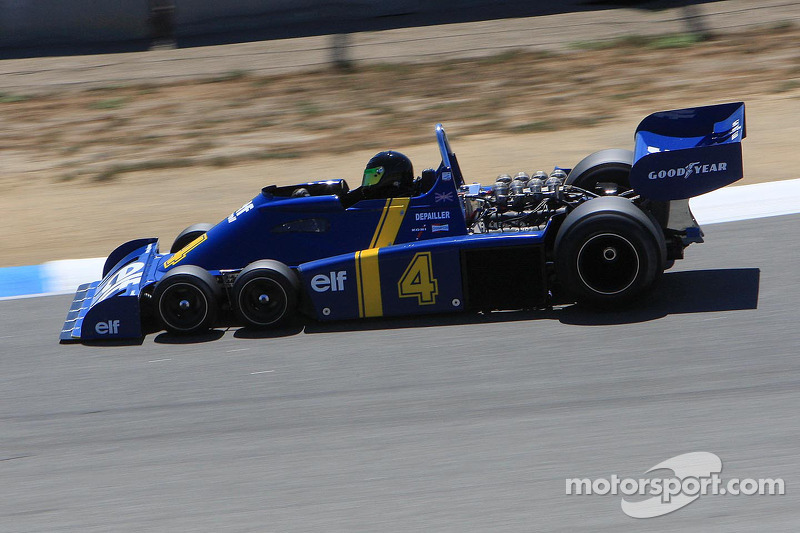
[566,149,671,238]
[555,197,665,307]
[566,149,633,195]
[576,232,642,296]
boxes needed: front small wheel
[154,266,219,334]
[233,261,298,329]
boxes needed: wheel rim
[578,168,631,196]
[158,282,209,331]
[593,180,630,196]
[576,233,640,295]
[237,277,288,326]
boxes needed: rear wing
[629,102,745,201]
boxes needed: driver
[343,151,414,206]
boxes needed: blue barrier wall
[0,0,630,51]
[0,0,150,48]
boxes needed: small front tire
[154,266,219,334]
[233,261,299,329]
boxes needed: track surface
[1,215,798,531]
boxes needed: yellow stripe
[354,251,364,318]
[163,233,207,268]
[369,197,410,249]
[369,200,391,249]
[355,248,383,318]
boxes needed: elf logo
[95,320,121,335]
[311,271,347,292]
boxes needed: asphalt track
[1,214,798,531]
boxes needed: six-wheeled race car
[61,102,746,342]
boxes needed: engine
[460,169,594,233]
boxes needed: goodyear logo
[163,233,207,268]
[648,161,728,180]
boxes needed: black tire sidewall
[233,266,298,328]
[556,209,660,306]
[569,162,632,193]
[170,223,214,253]
[154,271,218,334]
[565,150,671,229]
[566,149,633,191]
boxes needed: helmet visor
[363,166,385,187]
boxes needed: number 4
[398,252,439,305]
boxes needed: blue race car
[61,102,746,341]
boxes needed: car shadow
[80,337,146,347]
[123,267,758,344]
[300,267,760,334]
[154,329,226,344]
[233,322,305,339]
[556,268,760,326]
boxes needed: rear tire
[566,149,633,195]
[154,266,219,334]
[170,223,214,253]
[555,197,665,307]
[233,261,299,329]
[567,149,670,234]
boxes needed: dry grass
[1,24,798,183]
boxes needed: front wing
[60,240,160,342]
